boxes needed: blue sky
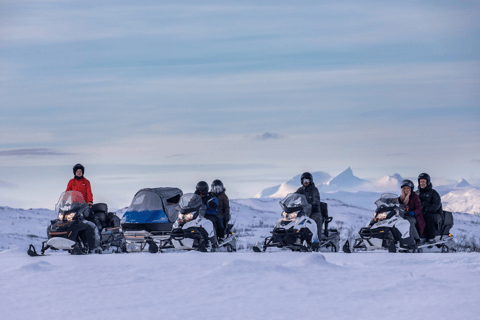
[1,0,479,208]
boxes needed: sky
[1,0,479,209]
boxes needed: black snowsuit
[418,183,443,240]
[197,191,225,239]
[295,183,324,238]
[213,191,230,230]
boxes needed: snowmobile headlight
[287,212,297,220]
[282,212,297,220]
[58,213,64,221]
[376,213,387,221]
[179,213,194,222]
[66,213,76,221]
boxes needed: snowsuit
[398,193,425,240]
[418,183,443,240]
[198,192,224,239]
[295,183,324,238]
[213,190,230,229]
[66,177,93,203]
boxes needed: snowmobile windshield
[280,193,309,214]
[128,191,164,212]
[178,193,203,214]
[55,191,86,214]
[374,193,400,214]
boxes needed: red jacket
[399,193,425,235]
[66,177,93,203]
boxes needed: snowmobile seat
[92,203,108,214]
[320,201,328,219]
[433,211,453,237]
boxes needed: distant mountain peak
[455,179,471,188]
[327,167,368,189]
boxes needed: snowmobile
[410,210,454,253]
[159,193,237,252]
[28,191,126,256]
[121,187,183,253]
[343,193,454,253]
[253,193,340,253]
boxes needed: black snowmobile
[28,191,125,256]
[159,193,237,253]
[343,193,454,253]
[253,193,340,253]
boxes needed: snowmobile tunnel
[121,187,183,232]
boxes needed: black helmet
[301,172,313,184]
[418,173,431,185]
[400,179,414,191]
[73,163,84,176]
[195,181,209,196]
[211,179,224,193]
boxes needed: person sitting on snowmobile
[66,164,93,207]
[398,179,424,244]
[295,172,324,239]
[210,179,230,233]
[195,181,224,239]
[417,173,443,244]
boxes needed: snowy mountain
[442,188,480,215]
[255,168,368,198]
[372,173,404,191]
[455,178,471,188]
[254,171,331,198]
[325,167,369,191]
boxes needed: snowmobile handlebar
[358,227,373,240]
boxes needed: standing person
[417,173,443,244]
[211,179,231,234]
[66,164,93,206]
[295,172,324,239]
[398,179,425,244]
[195,181,224,239]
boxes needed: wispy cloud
[386,153,409,157]
[0,179,17,188]
[254,132,284,141]
[0,148,71,156]
[165,154,186,159]
[472,159,480,164]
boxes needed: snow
[2,195,480,319]
[442,188,480,215]
[1,248,480,320]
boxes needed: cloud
[0,179,17,188]
[472,159,480,164]
[0,148,71,156]
[254,132,284,141]
[165,154,186,159]
[386,153,409,157]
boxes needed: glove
[408,211,415,217]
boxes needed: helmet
[195,181,209,196]
[300,172,313,184]
[211,179,224,194]
[418,173,431,185]
[400,179,414,191]
[73,163,84,176]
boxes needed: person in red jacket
[66,164,93,206]
[398,179,425,243]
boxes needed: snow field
[1,249,479,320]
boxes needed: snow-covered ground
[2,196,480,320]
[1,248,480,320]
